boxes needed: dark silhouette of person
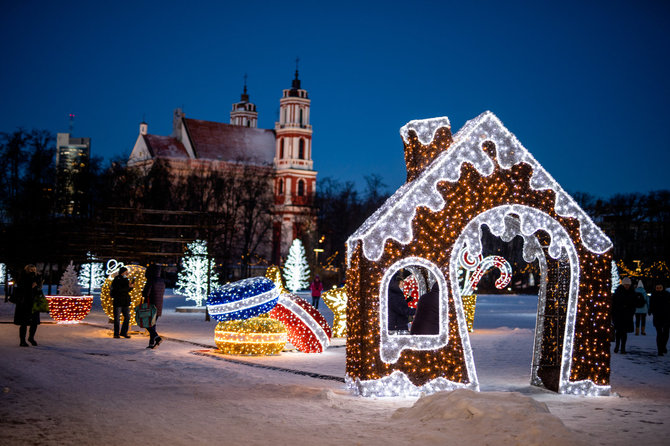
[612,277,637,354]
[410,282,440,335]
[649,282,670,356]
[387,271,415,333]
[142,264,166,349]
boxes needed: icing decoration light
[214,317,287,356]
[207,277,279,322]
[345,112,613,397]
[46,296,93,323]
[269,294,332,353]
[100,265,147,325]
[176,240,220,306]
[321,286,348,337]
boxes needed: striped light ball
[268,294,332,353]
[207,277,279,322]
[214,316,287,356]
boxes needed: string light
[214,317,287,356]
[269,294,332,353]
[321,286,348,337]
[345,112,613,397]
[46,296,93,323]
[207,277,279,322]
[100,265,147,326]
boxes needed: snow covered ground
[1,290,668,445]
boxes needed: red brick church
[128,70,316,264]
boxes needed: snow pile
[393,389,589,446]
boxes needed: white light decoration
[175,240,220,307]
[59,261,81,296]
[206,277,279,321]
[611,261,620,294]
[283,239,310,293]
[345,111,613,398]
[78,252,105,291]
[106,259,124,276]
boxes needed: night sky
[2,0,669,198]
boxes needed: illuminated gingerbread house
[345,111,613,397]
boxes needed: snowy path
[1,292,669,445]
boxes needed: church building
[128,70,316,264]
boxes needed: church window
[299,139,305,159]
[278,179,284,195]
[299,109,304,126]
[280,139,284,158]
[297,179,305,197]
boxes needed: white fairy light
[176,240,219,307]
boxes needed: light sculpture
[175,240,219,306]
[269,294,332,353]
[207,277,279,322]
[47,260,93,323]
[283,239,310,292]
[214,317,287,356]
[321,286,348,337]
[345,111,613,397]
[100,264,147,326]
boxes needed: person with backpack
[612,277,637,354]
[634,280,649,335]
[13,264,42,347]
[142,264,165,349]
[111,267,133,339]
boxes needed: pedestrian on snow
[13,264,42,347]
[648,282,670,356]
[111,266,133,339]
[612,277,637,354]
[410,281,440,335]
[142,264,165,349]
[310,275,323,309]
[387,270,415,333]
[634,280,649,336]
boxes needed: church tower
[230,75,258,128]
[273,67,317,264]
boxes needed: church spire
[292,57,301,90]
[230,73,257,127]
[241,73,249,102]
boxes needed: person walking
[648,282,670,356]
[309,275,323,309]
[142,264,165,349]
[612,277,636,354]
[634,280,649,335]
[13,265,42,347]
[111,266,133,339]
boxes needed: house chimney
[400,117,452,182]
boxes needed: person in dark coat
[111,266,133,339]
[142,264,166,349]
[387,271,415,333]
[410,282,440,335]
[648,282,670,356]
[13,264,42,346]
[612,277,637,354]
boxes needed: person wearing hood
[110,267,133,339]
[309,275,323,309]
[612,277,637,354]
[13,264,42,346]
[142,264,165,349]
[634,280,649,335]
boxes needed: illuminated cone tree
[283,239,310,293]
[176,240,220,306]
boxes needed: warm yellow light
[214,317,287,356]
[100,265,147,326]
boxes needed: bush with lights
[345,112,613,397]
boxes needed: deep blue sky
[2,0,669,198]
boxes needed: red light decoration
[268,294,332,353]
[46,295,93,323]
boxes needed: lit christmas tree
[59,261,81,296]
[78,253,105,292]
[283,239,310,292]
[175,240,220,306]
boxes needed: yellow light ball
[100,265,147,326]
[215,316,287,356]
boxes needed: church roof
[183,118,275,164]
[143,134,189,158]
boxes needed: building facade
[56,133,90,216]
[128,71,316,264]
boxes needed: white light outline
[207,287,280,317]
